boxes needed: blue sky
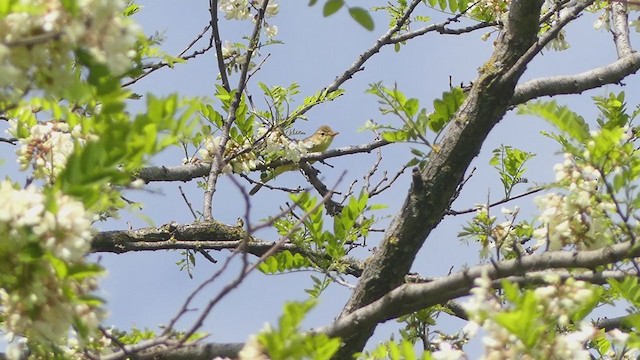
[94,0,639,351]
[2,0,639,355]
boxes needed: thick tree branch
[112,267,636,360]
[332,1,547,356]
[136,139,389,183]
[137,342,244,360]
[321,241,640,339]
[501,0,595,84]
[611,1,633,58]
[594,315,637,332]
[511,53,640,105]
[91,222,364,277]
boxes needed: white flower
[545,29,569,51]
[462,321,480,338]
[221,41,235,58]
[5,339,27,360]
[219,0,251,20]
[265,24,278,38]
[534,285,555,300]
[239,335,269,360]
[0,0,140,98]
[130,178,146,189]
[609,329,630,345]
[432,342,465,360]
[265,2,279,17]
[554,324,595,360]
[0,180,101,344]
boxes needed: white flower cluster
[462,272,598,359]
[0,181,94,261]
[472,0,510,20]
[545,29,570,51]
[0,181,101,350]
[219,0,279,20]
[533,154,614,250]
[532,276,594,327]
[431,341,466,360]
[258,126,312,163]
[461,272,513,358]
[199,136,257,174]
[0,0,140,99]
[218,0,279,38]
[594,6,640,32]
[9,119,96,181]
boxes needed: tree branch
[332,0,547,356]
[136,139,389,183]
[90,222,364,277]
[611,1,634,58]
[321,241,640,339]
[137,342,244,360]
[511,53,640,105]
[203,0,270,220]
[209,0,231,92]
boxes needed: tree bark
[333,0,546,357]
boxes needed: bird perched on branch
[249,125,339,195]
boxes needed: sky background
[2,0,640,356]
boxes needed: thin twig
[210,0,231,91]
[446,187,544,216]
[179,185,199,220]
[203,0,270,220]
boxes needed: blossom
[265,24,278,38]
[219,0,251,20]
[239,335,269,360]
[199,136,257,174]
[8,120,95,182]
[265,2,279,17]
[462,272,598,359]
[533,154,613,250]
[432,341,466,360]
[553,324,596,360]
[546,29,570,51]
[0,0,140,99]
[0,181,101,346]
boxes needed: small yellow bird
[249,125,339,195]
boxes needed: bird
[249,125,339,195]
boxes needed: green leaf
[592,330,611,356]
[67,263,105,279]
[427,87,466,133]
[349,7,374,31]
[382,130,409,142]
[609,277,640,307]
[494,292,544,349]
[258,250,311,274]
[517,100,590,142]
[448,0,458,12]
[123,4,140,16]
[457,0,470,11]
[309,0,318,5]
[48,255,68,278]
[404,98,419,117]
[323,0,344,16]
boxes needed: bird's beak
[331,131,339,137]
